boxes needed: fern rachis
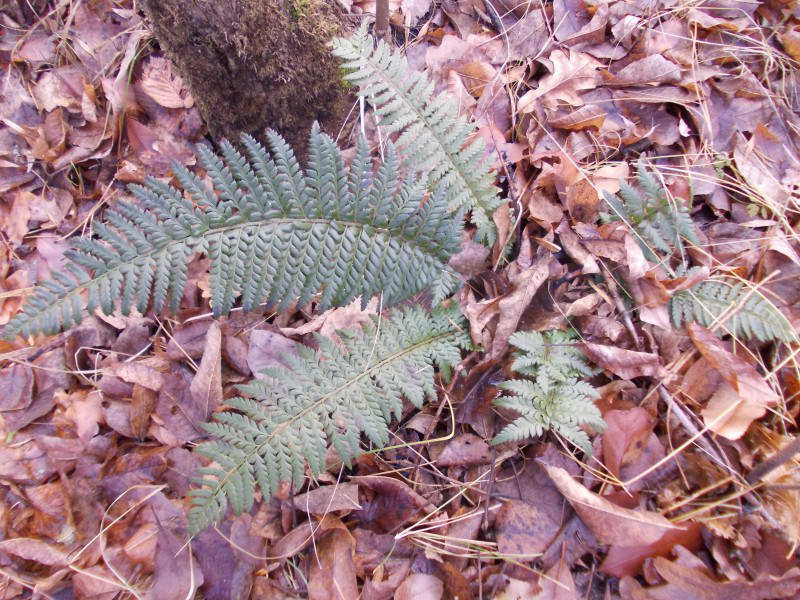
[188,305,469,533]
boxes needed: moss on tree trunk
[140,0,354,154]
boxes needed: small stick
[374,0,389,42]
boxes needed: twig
[745,435,800,485]
[374,0,389,42]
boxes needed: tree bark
[139,0,355,155]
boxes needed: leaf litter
[1,0,800,597]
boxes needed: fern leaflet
[188,305,469,533]
[331,25,502,245]
[492,330,605,453]
[670,278,793,343]
[602,158,698,260]
[4,125,462,339]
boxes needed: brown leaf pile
[2,0,800,598]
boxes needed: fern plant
[671,278,793,343]
[4,125,462,339]
[602,159,699,260]
[189,305,469,533]
[3,27,499,535]
[332,25,502,245]
[492,330,605,453]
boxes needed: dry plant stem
[658,385,731,473]
[375,0,389,42]
[600,262,641,349]
[658,386,781,529]
[745,435,800,485]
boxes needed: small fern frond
[602,159,698,259]
[331,25,502,245]
[4,125,462,339]
[188,305,469,533]
[492,330,604,453]
[670,278,794,343]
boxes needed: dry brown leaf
[0,538,69,567]
[130,383,157,439]
[506,8,550,61]
[112,362,165,391]
[5,189,31,245]
[247,328,298,378]
[308,528,358,600]
[62,389,104,444]
[395,573,444,600]
[149,526,204,600]
[601,521,703,578]
[353,475,434,533]
[495,499,562,557]
[612,55,682,86]
[140,56,193,109]
[549,105,607,131]
[544,465,681,546]
[189,321,222,419]
[780,27,800,62]
[582,343,666,380]
[436,433,492,466]
[293,483,362,514]
[602,408,653,479]
[491,256,552,359]
[518,50,602,111]
[556,220,600,273]
[733,133,790,206]
[538,550,578,600]
[688,324,780,439]
[621,559,800,600]
[280,297,378,339]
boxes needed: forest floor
[1,0,800,598]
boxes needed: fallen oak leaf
[518,49,602,111]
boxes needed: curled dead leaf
[544,464,682,546]
[582,343,666,380]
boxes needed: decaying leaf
[544,465,682,546]
[688,324,780,439]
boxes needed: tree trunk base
[141,0,355,155]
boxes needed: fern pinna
[4,125,462,339]
[493,330,605,453]
[671,278,793,343]
[332,26,502,245]
[602,159,699,260]
[188,305,469,534]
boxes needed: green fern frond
[188,305,469,533]
[492,330,604,453]
[602,158,698,259]
[331,25,502,245]
[4,125,462,339]
[670,278,794,343]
